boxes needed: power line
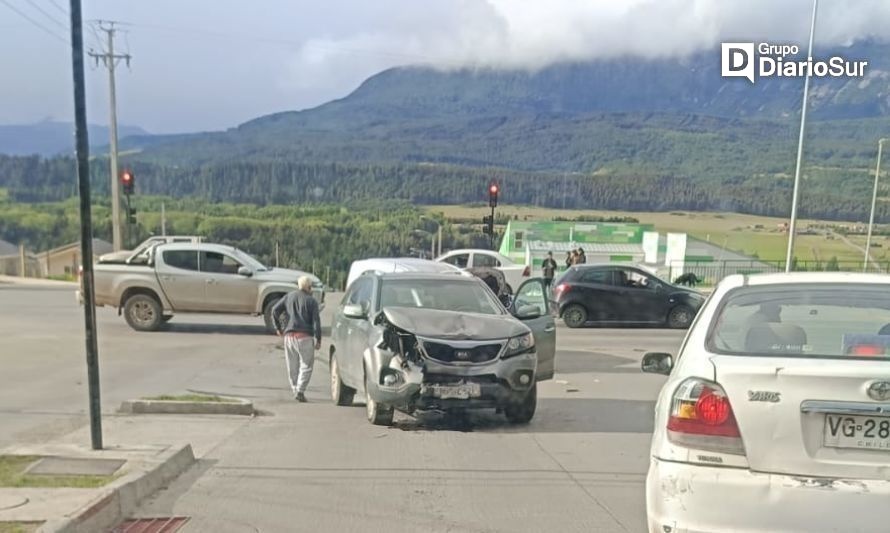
[48,0,66,16]
[0,0,67,43]
[23,0,68,31]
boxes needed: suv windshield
[379,279,503,315]
[708,284,890,359]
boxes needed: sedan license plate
[824,414,890,451]
[426,383,481,400]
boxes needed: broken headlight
[503,332,535,358]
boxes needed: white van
[345,258,460,290]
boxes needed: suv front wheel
[504,383,537,424]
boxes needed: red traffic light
[120,170,134,195]
[489,184,498,195]
[121,171,132,183]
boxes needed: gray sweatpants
[284,335,315,394]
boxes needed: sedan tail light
[522,266,531,277]
[667,378,745,455]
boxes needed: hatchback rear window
[707,284,890,359]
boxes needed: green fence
[670,260,889,285]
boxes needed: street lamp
[864,138,888,271]
[785,0,819,273]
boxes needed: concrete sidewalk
[0,276,77,289]
[0,413,251,532]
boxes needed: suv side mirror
[343,303,367,319]
[641,352,673,375]
[237,266,253,277]
[514,304,541,320]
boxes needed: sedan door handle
[544,326,556,332]
[205,279,216,284]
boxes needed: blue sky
[2,0,889,133]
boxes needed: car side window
[514,280,548,316]
[200,251,243,274]
[472,253,500,268]
[623,269,654,289]
[347,278,373,311]
[163,250,198,271]
[580,268,612,285]
[442,253,469,268]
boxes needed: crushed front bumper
[369,351,537,412]
[647,457,890,533]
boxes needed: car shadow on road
[159,323,333,337]
[390,398,655,434]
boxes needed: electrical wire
[23,0,68,31]
[0,0,67,44]
[47,0,66,16]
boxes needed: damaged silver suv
[329,272,556,425]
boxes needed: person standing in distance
[542,251,558,292]
[273,276,322,403]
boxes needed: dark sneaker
[296,392,307,403]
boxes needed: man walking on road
[273,276,322,403]
[542,251,558,291]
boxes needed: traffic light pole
[489,204,495,250]
[124,193,132,249]
[68,0,103,450]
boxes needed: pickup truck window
[163,250,199,271]
[201,251,243,275]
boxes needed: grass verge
[0,456,114,489]
[142,394,238,403]
[0,522,44,533]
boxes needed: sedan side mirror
[514,304,542,320]
[343,303,367,319]
[237,266,253,277]
[641,352,674,375]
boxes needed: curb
[119,399,254,416]
[40,443,195,533]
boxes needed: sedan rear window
[707,284,890,359]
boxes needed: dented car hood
[380,306,528,341]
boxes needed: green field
[428,205,890,264]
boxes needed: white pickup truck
[85,242,324,332]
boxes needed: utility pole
[785,0,818,272]
[864,138,887,272]
[69,0,103,450]
[88,21,131,252]
[160,202,166,236]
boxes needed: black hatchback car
[552,265,706,329]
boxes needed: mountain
[125,41,890,173]
[0,121,150,156]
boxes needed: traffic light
[121,169,134,195]
[488,182,499,208]
[127,206,137,225]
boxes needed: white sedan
[643,272,890,533]
[436,249,530,293]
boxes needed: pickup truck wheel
[330,355,355,406]
[504,383,537,424]
[365,369,394,426]
[263,297,283,334]
[123,294,162,332]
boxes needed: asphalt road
[0,285,683,532]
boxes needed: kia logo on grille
[867,381,890,401]
[455,350,471,360]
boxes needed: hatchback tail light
[553,283,571,300]
[667,378,745,455]
[522,266,531,277]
